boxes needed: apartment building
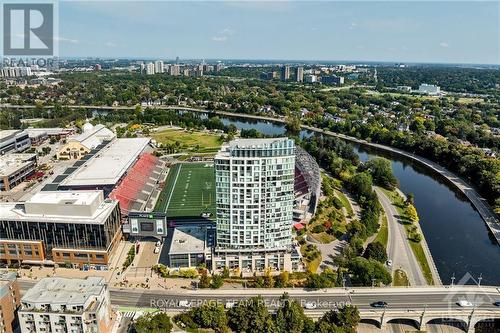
[19,277,116,333]
[0,271,20,333]
[213,138,296,272]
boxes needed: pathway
[375,187,427,286]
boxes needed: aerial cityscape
[0,1,499,333]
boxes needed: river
[219,116,500,285]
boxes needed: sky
[54,1,500,64]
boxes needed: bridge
[17,282,499,333]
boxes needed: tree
[190,303,228,333]
[363,158,398,190]
[210,274,224,289]
[274,293,309,333]
[228,296,275,333]
[348,257,392,286]
[134,312,173,333]
[407,204,419,223]
[285,115,301,135]
[316,305,360,333]
[198,271,211,288]
[363,241,388,263]
[405,193,415,206]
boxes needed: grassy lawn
[152,128,222,153]
[335,189,354,217]
[393,269,410,287]
[380,188,434,285]
[374,214,388,249]
[155,163,215,219]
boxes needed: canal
[219,116,500,285]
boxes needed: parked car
[493,301,500,307]
[386,260,393,267]
[153,247,160,254]
[370,301,388,308]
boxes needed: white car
[178,300,191,308]
[386,260,393,267]
[225,301,236,309]
[153,247,160,254]
[303,302,317,310]
[457,300,474,307]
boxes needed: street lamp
[371,278,376,288]
[451,273,455,287]
[477,273,482,286]
[342,276,346,289]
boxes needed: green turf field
[154,163,215,219]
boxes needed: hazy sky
[56,1,500,64]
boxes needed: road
[375,187,427,286]
[16,280,500,313]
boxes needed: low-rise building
[0,190,121,267]
[0,154,37,191]
[0,130,31,155]
[57,123,115,160]
[19,276,116,333]
[0,271,20,333]
[166,226,214,268]
[418,83,441,95]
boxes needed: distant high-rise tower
[154,60,164,73]
[169,64,180,76]
[295,67,304,82]
[146,62,155,75]
[175,56,180,64]
[281,65,290,81]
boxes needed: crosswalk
[121,311,136,318]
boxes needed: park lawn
[152,128,222,152]
[380,188,435,285]
[393,269,410,287]
[335,189,354,217]
[374,214,389,249]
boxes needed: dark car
[371,301,388,308]
[494,301,500,307]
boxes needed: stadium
[154,162,215,220]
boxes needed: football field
[154,163,215,219]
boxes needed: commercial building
[0,271,20,333]
[0,154,37,191]
[0,190,121,267]
[304,74,318,83]
[418,83,441,95]
[0,130,31,155]
[295,67,304,82]
[166,226,214,268]
[213,138,296,272]
[26,127,74,145]
[280,65,290,81]
[322,75,344,85]
[57,123,115,160]
[19,276,116,333]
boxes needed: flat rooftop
[169,226,208,255]
[0,129,22,141]
[0,191,118,225]
[0,153,36,177]
[21,276,105,309]
[60,138,150,187]
[228,137,290,149]
[29,190,101,205]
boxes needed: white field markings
[165,164,182,212]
